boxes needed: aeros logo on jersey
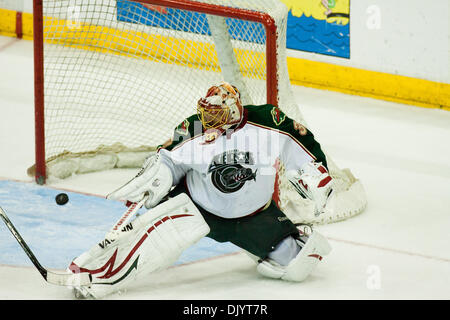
[208,150,257,193]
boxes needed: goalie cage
[30,0,367,224]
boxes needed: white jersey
[158,104,327,219]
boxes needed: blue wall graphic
[286,12,350,58]
[116,0,350,58]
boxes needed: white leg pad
[257,231,331,282]
[69,193,210,299]
[282,231,331,281]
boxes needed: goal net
[30,0,367,224]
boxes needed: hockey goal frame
[32,0,280,185]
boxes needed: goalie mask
[197,82,243,130]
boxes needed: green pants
[168,183,299,259]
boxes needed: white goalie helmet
[197,82,243,130]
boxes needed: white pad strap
[70,193,209,299]
[107,154,173,208]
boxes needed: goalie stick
[0,206,92,287]
[104,194,149,242]
[67,194,150,273]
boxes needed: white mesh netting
[32,0,366,224]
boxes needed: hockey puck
[55,193,69,205]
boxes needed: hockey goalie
[69,82,334,299]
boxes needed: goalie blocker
[286,161,334,216]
